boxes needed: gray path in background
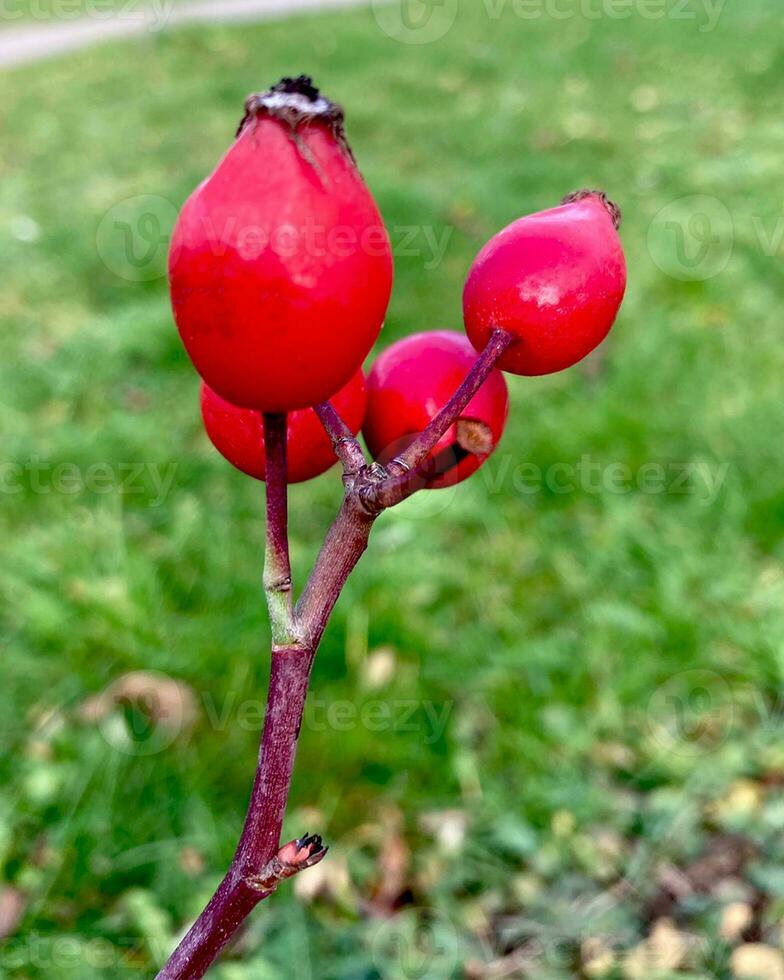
[0,0,380,68]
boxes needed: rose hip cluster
[161,76,629,979]
[169,76,626,493]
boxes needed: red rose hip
[170,76,393,412]
[363,331,509,490]
[463,190,626,376]
[201,370,367,484]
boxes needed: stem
[296,497,377,648]
[158,509,373,979]
[156,648,322,980]
[159,333,512,978]
[314,401,367,478]
[233,649,315,876]
[262,413,296,647]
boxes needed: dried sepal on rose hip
[201,370,367,485]
[169,75,393,412]
[463,190,627,376]
[363,331,509,490]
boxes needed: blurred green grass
[2,1,784,977]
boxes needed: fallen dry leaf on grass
[721,902,755,943]
[0,887,25,939]
[623,918,691,979]
[731,944,784,980]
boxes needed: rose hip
[363,331,509,490]
[201,370,367,484]
[170,76,393,412]
[463,190,627,376]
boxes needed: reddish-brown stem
[296,497,377,647]
[262,413,296,647]
[313,401,367,478]
[159,333,511,978]
[156,648,317,979]
[233,649,315,878]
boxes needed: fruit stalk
[296,497,377,646]
[262,413,296,646]
[313,401,368,479]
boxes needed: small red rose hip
[201,371,367,484]
[463,190,627,376]
[170,75,393,412]
[363,331,509,490]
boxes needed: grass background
[2,1,784,976]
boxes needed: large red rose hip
[463,191,626,376]
[201,371,367,484]
[363,331,509,490]
[170,76,393,412]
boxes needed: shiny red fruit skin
[463,193,626,376]
[170,97,393,412]
[363,331,509,490]
[201,371,367,484]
